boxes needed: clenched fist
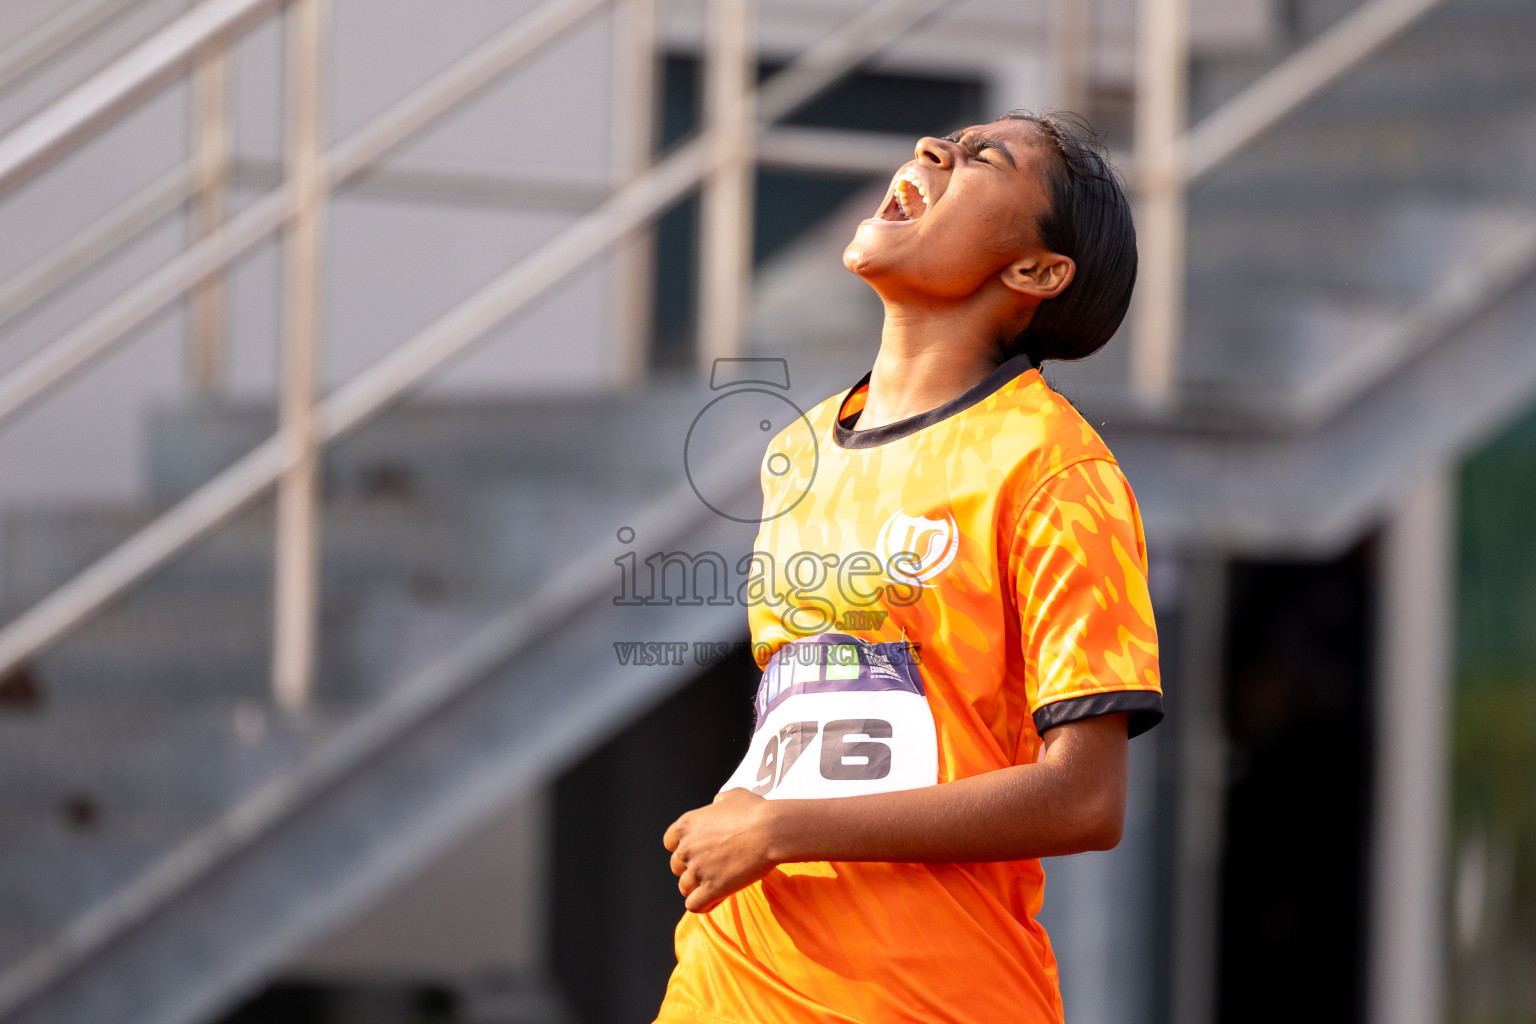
[663,789,778,913]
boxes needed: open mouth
[878,169,929,222]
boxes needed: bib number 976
[751,719,892,796]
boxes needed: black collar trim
[832,353,1038,450]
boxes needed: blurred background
[0,0,1532,1021]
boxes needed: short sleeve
[1009,459,1163,742]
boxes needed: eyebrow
[944,128,1018,169]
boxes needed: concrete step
[0,828,176,963]
[0,702,319,822]
[1185,195,1529,299]
[0,597,502,974]
[1191,0,1536,121]
[1179,0,1536,207]
[144,393,705,505]
[1,474,663,703]
[12,586,529,704]
[1,498,499,614]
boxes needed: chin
[842,223,886,276]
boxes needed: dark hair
[998,110,1137,364]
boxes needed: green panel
[1459,404,1536,682]
[1452,398,1536,1023]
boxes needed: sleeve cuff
[1033,690,1165,739]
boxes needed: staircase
[0,381,772,1023]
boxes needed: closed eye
[975,139,1015,168]
[944,129,1016,169]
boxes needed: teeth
[892,172,928,220]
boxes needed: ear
[1001,252,1075,301]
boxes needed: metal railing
[1131,0,1456,407]
[0,0,146,96]
[0,0,1481,709]
[0,0,951,706]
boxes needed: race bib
[721,633,938,800]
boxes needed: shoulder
[988,372,1123,508]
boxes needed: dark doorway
[1217,546,1376,1024]
[549,644,760,1024]
[650,59,984,369]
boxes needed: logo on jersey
[877,510,959,586]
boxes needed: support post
[1051,0,1094,115]
[189,35,230,394]
[1369,468,1453,1024]
[1131,0,1187,408]
[1168,554,1226,1024]
[272,0,327,713]
[697,0,754,369]
[611,0,659,386]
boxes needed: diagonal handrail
[0,0,614,430]
[0,162,197,333]
[0,0,145,96]
[0,0,951,681]
[1181,0,1452,183]
[0,0,285,201]
[1131,0,1454,404]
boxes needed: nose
[914,135,957,168]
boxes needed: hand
[663,788,777,913]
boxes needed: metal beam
[231,126,910,209]
[697,0,755,366]
[753,0,948,125]
[271,0,329,713]
[1050,0,1094,114]
[188,35,232,394]
[1130,0,1188,408]
[609,0,660,386]
[755,125,910,177]
[1368,467,1452,1024]
[0,0,286,201]
[235,155,612,209]
[1166,555,1227,1024]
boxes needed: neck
[855,300,1006,431]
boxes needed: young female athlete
[656,111,1162,1024]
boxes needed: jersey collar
[832,352,1038,450]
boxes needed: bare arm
[663,713,1128,913]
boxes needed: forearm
[665,714,1129,912]
[763,755,1121,864]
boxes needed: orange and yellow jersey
[655,353,1163,1024]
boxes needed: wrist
[758,798,799,864]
